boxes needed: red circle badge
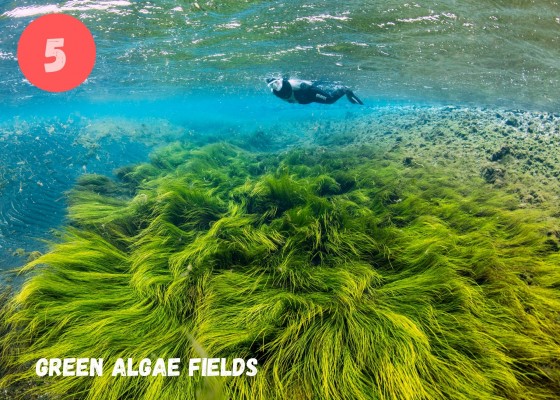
[17,14,96,93]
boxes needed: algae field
[2,0,560,399]
[1,110,560,399]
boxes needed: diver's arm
[288,79,313,91]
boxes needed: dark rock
[505,118,519,127]
[490,146,511,162]
[481,165,505,184]
[403,157,414,167]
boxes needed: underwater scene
[1,1,560,399]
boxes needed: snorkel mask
[266,78,283,92]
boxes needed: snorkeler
[266,78,363,105]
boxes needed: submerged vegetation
[1,142,560,399]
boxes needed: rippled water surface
[1,0,560,109]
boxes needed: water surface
[1,0,559,109]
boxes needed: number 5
[44,38,66,73]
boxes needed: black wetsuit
[269,79,363,105]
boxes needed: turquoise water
[0,94,372,271]
[2,0,560,108]
[0,0,559,271]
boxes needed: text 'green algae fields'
[1,1,560,399]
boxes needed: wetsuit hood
[271,79,292,100]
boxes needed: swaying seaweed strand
[1,142,560,399]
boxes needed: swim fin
[346,91,364,105]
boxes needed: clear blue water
[2,0,560,109]
[0,94,376,271]
[0,0,559,272]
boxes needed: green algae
[1,142,560,399]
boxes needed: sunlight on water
[0,0,559,109]
[2,1,132,18]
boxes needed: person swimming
[266,78,363,105]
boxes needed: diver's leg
[345,90,364,105]
[313,87,346,104]
[301,85,363,105]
